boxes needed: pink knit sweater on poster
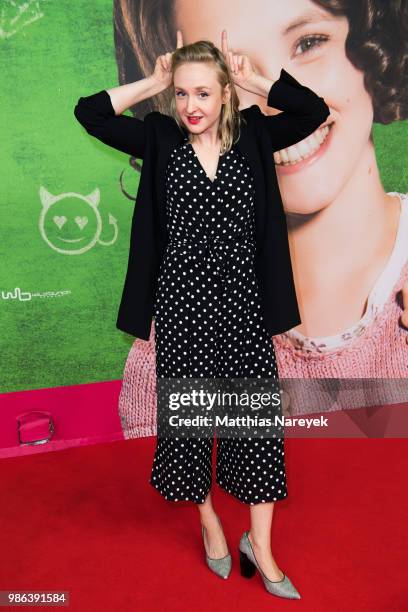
[118,192,408,437]
[274,263,408,378]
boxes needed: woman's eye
[175,91,208,98]
[293,34,329,57]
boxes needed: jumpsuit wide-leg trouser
[149,139,288,505]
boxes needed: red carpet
[0,437,406,611]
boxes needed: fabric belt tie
[167,233,255,286]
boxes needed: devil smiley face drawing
[39,186,118,254]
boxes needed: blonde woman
[74,30,330,598]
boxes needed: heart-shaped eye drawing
[75,216,88,229]
[53,215,67,229]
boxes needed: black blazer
[74,68,330,340]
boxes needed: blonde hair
[168,40,243,154]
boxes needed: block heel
[239,549,257,578]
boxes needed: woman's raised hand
[221,29,255,90]
[152,29,184,90]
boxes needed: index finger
[221,29,229,57]
[176,29,183,49]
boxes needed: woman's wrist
[106,75,167,115]
[148,74,170,96]
[240,72,275,98]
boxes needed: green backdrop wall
[2,1,137,392]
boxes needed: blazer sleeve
[263,68,330,152]
[74,89,146,158]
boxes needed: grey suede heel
[201,517,232,579]
[239,531,301,599]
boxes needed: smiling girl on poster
[119,0,408,420]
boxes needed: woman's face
[173,62,230,137]
[175,0,374,215]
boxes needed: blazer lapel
[235,117,266,254]
[155,123,186,247]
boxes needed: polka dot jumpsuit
[149,137,288,505]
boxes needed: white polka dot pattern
[149,139,287,505]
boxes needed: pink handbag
[17,411,55,446]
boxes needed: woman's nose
[186,97,197,113]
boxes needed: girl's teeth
[274,125,331,165]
